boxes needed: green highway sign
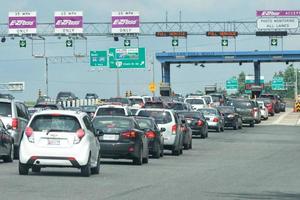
[172,39,179,46]
[272,76,285,90]
[222,39,228,46]
[109,47,146,69]
[19,39,26,48]
[90,51,108,67]
[124,39,131,47]
[271,38,278,46]
[66,39,73,47]
[226,78,238,90]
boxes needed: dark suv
[56,91,78,102]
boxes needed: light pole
[34,55,49,96]
[295,67,299,100]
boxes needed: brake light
[254,108,258,112]
[213,118,219,122]
[51,113,61,116]
[74,129,85,144]
[251,109,255,117]
[122,131,136,138]
[12,118,18,129]
[145,131,156,139]
[197,120,203,126]
[171,124,177,135]
[266,103,272,107]
[180,126,187,132]
[25,127,34,143]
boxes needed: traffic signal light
[129,90,132,96]
[125,91,129,97]
[38,89,42,97]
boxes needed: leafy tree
[238,71,245,94]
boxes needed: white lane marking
[272,110,291,125]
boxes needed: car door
[0,120,9,155]
[83,116,100,163]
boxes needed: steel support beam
[254,61,261,86]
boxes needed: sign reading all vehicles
[109,47,146,69]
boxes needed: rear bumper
[242,117,255,124]
[207,121,218,128]
[100,142,139,159]
[25,156,81,168]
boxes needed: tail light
[253,108,258,112]
[213,118,219,122]
[25,127,34,143]
[266,103,272,108]
[74,129,85,144]
[12,118,18,129]
[171,124,177,135]
[180,126,187,132]
[251,109,255,117]
[139,103,145,108]
[145,131,156,139]
[122,130,137,139]
[197,120,203,126]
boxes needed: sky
[1,0,300,101]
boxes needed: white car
[128,96,145,108]
[257,101,269,120]
[94,104,132,116]
[19,110,101,177]
[184,97,207,110]
[136,108,184,156]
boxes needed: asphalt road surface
[1,117,300,200]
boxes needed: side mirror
[160,127,166,132]
[95,129,104,137]
[6,124,12,130]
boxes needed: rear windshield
[211,95,221,102]
[145,102,164,108]
[179,112,201,119]
[93,117,132,133]
[34,104,59,110]
[233,101,253,108]
[30,115,81,132]
[96,107,125,116]
[167,103,184,110]
[260,95,275,100]
[218,107,234,113]
[203,97,212,104]
[199,109,217,115]
[80,106,97,112]
[135,118,154,129]
[0,102,12,116]
[137,110,172,124]
[185,99,204,105]
[129,98,143,105]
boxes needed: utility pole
[295,67,298,100]
[45,57,49,96]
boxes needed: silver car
[198,108,225,132]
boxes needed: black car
[277,95,286,112]
[85,93,98,99]
[0,119,14,163]
[92,116,149,165]
[134,116,164,158]
[217,106,243,130]
[177,111,208,138]
[56,91,78,102]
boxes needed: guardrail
[43,99,104,108]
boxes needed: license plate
[103,134,119,141]
[47,139,60,145]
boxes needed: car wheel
[91,152,100,175]
[189,140,192,149]
[3,143,14,163]
[172,146,180,156]
[233,122,238,130]
[13,145,19,159]
[153,142,161,159]
[216,126,221,132]
[221,126,224,132]
[81,155,91,177]
[183,143,189,150]
[250,122,255,127]
[160,144,164,157]
[239,124,243,129]
[32,166,41,173]
[142,155,148,164]
[19,162,29,175]
[133,147,143,165]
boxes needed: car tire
[153,143,161,159]
[19,162,29,175]
[81,155,91,177]
[250,122,255,127]
[233,122,238,130]
[239,124,242,129]
[183,143,189,150]
[189,140,192,149]
[160,144,164,157]
[270,112,275,116]
[13,145,19,159]
[172,146,180,156]
[32,166,41,173]
[91,152,100,175]
[216,126,221,132]
[133,147,143,165]
[3,143,14,163]
[142,155,148,164]
[221,126,224,132]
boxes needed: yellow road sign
[148,82,156,92]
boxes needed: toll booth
[160,82,171,96]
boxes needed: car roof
[97,105,127,108]
[137,108,174,112]
[32,109,86,117]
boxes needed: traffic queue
[0,92,285,177]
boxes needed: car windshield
[96,107,125,116]
[199,109,217,115]
[129,98,143,104]
[218,107,234,113]
[0,102,11,116]
[93,117,132,133]
[203,97,212,104]
[30,115,81,132]
[137,110,172,124]
[135,118,154,129]
[185,99,204,105]
[211,95,221,102]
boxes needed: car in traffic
[134,116,165,158]
[167,101,191,111]
[259,94,280,113]
[56,91,78,103]
[198,108,225,132]
[277,95,286,112]
[19,110,101,176]
[92,116,149,165]
[136,108,184,156]
[217,106,242,130]
[128,96,145,108]
[34,102,64,110]
[85,93,98,99]
[257,100,269,120]
[79,105,97,118]
[106,97,132,106]
[0,118,14,163]
[144,101,169,109]
[250,100,261,124]
[210,93,226,106]
[0,98,30,158]
[95,105,132,116]
[176,111,208,138]
[225,99,256,127]
[256,98,275,116]
[177,114,193,149]
[184,97,207,110]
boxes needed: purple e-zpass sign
[256,10,300,17]
[111,11,140,34]
[8,11,37,34]
[54,11,83,34]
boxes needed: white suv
[95,104,132,116]
[184,97,207,110]
[19,110,101,177]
